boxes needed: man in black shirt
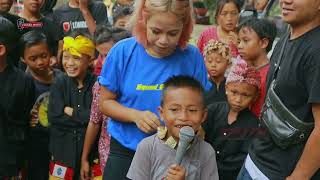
[237,0,320,179]
[0,17,35,179]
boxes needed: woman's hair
[94,25,132,45]
[203,40,232,62]
[215,0,241,23]
[130,0,194,49]
[18,30,49,58]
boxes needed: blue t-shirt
[99,37,211,150]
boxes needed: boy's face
[62,51,91,79]
[158,87,207,141]
[238,27,268,62]
[114,15,131,29]
[205,52,230,79]
[23,0,42,13]
[23,42,51,75]
[254,0,268,11]
[146,12,183,58]
[226,82,258,113]
[0,0,13,13]
[96,41,114,59]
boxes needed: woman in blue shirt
[98,0,211,179]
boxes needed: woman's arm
[98,86,160,134]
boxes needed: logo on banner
[52,164,67,178]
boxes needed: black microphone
[175,126,195,165]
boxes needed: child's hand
[165,164,186,180]
[30,108,39,127]
[80,159,90,180]
[64,107,73,117]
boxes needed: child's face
[23,0,42,13]
[238,27,268,62]
[146,12,183,57]
[23,42,51,75]
[205,52,230,79]
[62,51,91,79]
[159,87,207,141]
[254,0,268,11]
[96,41,114,59]
[217,2,239,32]
[0,0,13,13]
[114,15,131,29]
[226,82,258,113]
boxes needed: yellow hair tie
[63,35,95,58]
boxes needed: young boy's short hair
[161,75,205,106]
[94,25,132,45]
[238,17,277,52]
[0,17,18,53]
[18,31,49,57]
[112,5,133,23]
[203,40,232,62]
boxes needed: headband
[226,57,261,89]
[63,35,95,58]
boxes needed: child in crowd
[0,17,35,179]
[48,33,97,180]
[112,5,133,29]
[80,25,131,180]
[253,0,268,18]
[203,59,265,180]
[203,40,232,105]
[18,31,61,180]
[127,75,219,180]
[198,0,241,57]
[237,17,277,117]
[52,0,109,37]
[18,0,61,69]
[93,25,131,76]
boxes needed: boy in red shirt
[237,18,277,117]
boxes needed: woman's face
[217,2,239,32]
[146,12,183,58]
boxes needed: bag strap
[271,32,289,82]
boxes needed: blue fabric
[237,165,253,180]
[99,37,212,151]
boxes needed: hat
[203,40,232,63]
[63,35,95,58]
[226,57,261,89]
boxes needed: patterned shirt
[90,81,111,171]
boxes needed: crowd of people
[0,0,320,179]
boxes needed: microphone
[175,126,195,165]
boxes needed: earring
[226,91,228,95]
